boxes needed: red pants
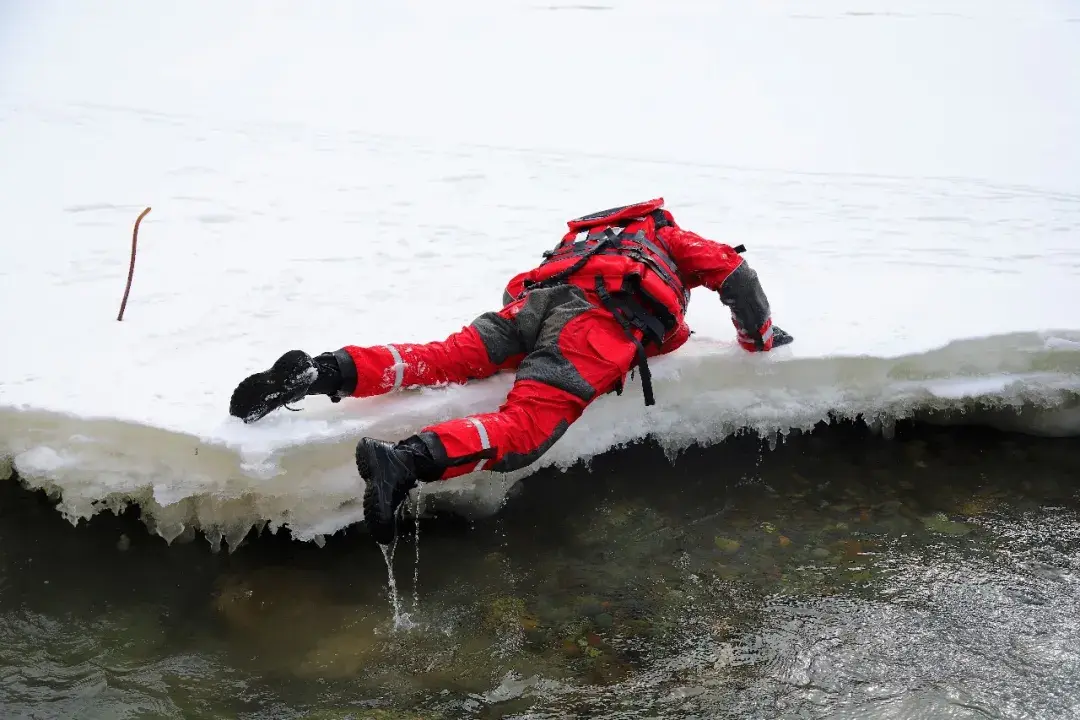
[341,285,646,480]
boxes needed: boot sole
[229,371,282,424]
[229,352,316,424]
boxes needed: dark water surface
[2,420,1079,719]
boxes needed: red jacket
[503,198,775,355]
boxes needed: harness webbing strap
[594,275,657,407]
[543,227,689,312]
[526,231,616,293]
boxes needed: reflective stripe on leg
[467,416,491,472]
[385,345,405,391]
[343,326,507,399]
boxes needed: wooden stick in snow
[117,206,151,322]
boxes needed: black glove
[771,326,794,347]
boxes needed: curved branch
[117,207,152,322]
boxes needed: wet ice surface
[2,421,1079,719]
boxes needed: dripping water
[412,482,425,611]
[379,535,416,631]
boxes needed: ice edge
[2,330,1079,550]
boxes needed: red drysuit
[338,199,778,480]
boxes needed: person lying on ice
[229,198,793,545]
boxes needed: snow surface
[1,0,1079,547]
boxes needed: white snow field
[1,0,1078,548]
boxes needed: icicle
[881,416,896,440]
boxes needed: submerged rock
[714,537,741,553]
[485,596,531,632]
[921,512,973,536]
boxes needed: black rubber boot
[229,349,355,424]
[357,435,441,544]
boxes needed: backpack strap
[593,274,662,407]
